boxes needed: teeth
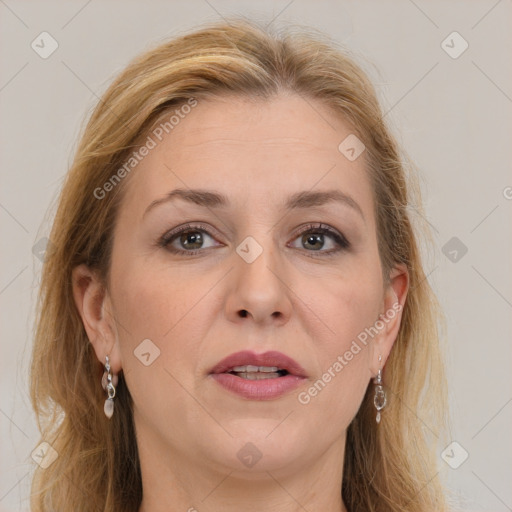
[231,365,281,373]
[235,372,282,380]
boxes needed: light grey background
[1,1,511,511]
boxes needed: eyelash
[157,222,350,257]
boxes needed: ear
[71,264,122,375]
[369,263,409,376]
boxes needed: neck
[136,425,348,512]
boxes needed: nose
[224,237,293,326]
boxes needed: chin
[201,426,309,475]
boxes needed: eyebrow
[143,188,365,221]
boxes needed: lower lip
[210,373,305,400]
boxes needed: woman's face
[82,93,407,478]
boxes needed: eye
[158,223,221,255]
[157,222,350,257]
[288,223,350,255]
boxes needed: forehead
[119,93,374,220]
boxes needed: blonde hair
[30,18,448,512]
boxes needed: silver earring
[373,355,387,424]
[101,356,116,419]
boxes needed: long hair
[30,17,448,512]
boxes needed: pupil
[303,233,323,250]
[182,231,202,249]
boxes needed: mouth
[209,350,308,379]
[225,365,289,380]
[208,350,307,400]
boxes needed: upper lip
[210,350,307,378]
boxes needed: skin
[73,92,408,512]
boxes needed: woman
[30,18,448,512]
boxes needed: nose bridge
[227,228,292,324]
[235,231,281,291]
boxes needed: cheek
[111,264,216,431]
[303,263,382,353]
[110,259,212,378]
[293,262,381,420]
[296,288,376,433]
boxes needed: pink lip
[209,350,307,401]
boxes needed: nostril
[239,309,248,317]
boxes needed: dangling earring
[101,355,116,419]
[373,355,387,424]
